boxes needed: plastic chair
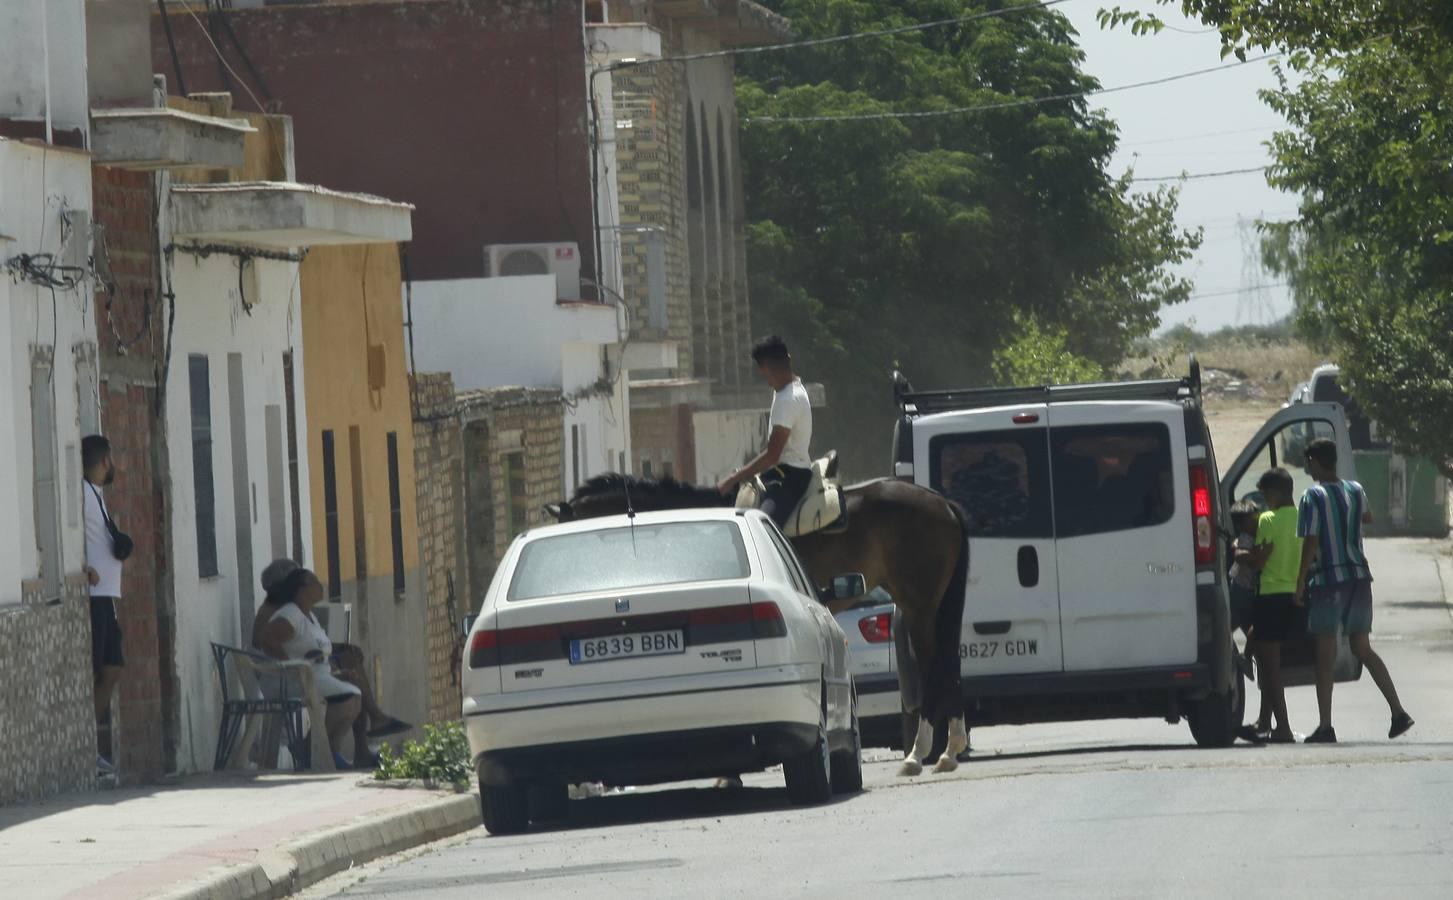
[210,643,335,772]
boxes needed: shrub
[373,722,471,787]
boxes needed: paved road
[311,539,1453,899]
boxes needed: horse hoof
[898,759,924,777]
[933,756,959,774]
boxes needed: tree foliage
[992,315,1104,386]
[738,0,1201,476]
[1122,2,1453,474]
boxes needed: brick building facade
[410,373,467,725]
[459,388,566,609]
[90,165,174,782]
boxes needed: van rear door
[913,404,1063,676]
[1221,402,1361,686]
[1047,402,1198,672]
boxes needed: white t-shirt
[84,482,124,598]
[769,378,813,469]
[267,603,361,698]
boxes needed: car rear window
[507,520,751,601]
[930,430,1053,539]
[1050,423,1175,538]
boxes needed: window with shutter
[387,432,405,594]
[188,355,219,577]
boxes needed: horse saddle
[735,451,847,537]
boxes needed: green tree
[1110,3,1453,474]
[992,315,1104,386]
[740,0,1200,477]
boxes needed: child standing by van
[1229,500,1265,744]
[1248,468,1301,744]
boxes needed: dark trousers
[761,465,812,528]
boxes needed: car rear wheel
[528,782,570,823]
[1188,660,1246,748]
[785,693,833,805]
[480,781,530,835]
[830,692,864,794]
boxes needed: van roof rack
[894,356,1202,416]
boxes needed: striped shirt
[1296,480,1373,587]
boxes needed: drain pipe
[39,0,53,145]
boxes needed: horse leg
[934,716,969,774]
[898,612,941,777]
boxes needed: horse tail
[929,499,970,722]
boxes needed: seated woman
[254,560,412,769]
[255,567,366,769]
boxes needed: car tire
[830,692,864,794]
[785,692,833,805]
[480,781,530,835]
[528,782,570,823]
[1188,660,1246,748]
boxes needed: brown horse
[547,473,970,776]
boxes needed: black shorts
[760,465,812,529]
[1252,593,1300,643]
[90,596,124,674]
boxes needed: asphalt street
[308,538,1453,899]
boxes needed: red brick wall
[92,166,171,782]
[153,0,598,285]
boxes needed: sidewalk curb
[147,792,478,900]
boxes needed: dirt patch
[1203,397,1281,459]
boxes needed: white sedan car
[462,508,863,835]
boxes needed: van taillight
[469,629,499,668]
[859,612,893,644]
[1190,464,1215,566]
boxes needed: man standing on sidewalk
[1295,437,1415,743]
[83,435,128,775]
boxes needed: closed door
[1048,403,1197,672]
[917,406,1063,676]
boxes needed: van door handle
[1017,545,1039,588]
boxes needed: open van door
[1221,402,1362,686]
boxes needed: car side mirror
[830,573,867,602]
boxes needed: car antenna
[623,475,637,556]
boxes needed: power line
[598,0,1075,73]
[1186,282,1289,301]
[742,52,1283,124]
[1120,125,1278,148]
[1131,165,1268,182]
[174,0,266,114]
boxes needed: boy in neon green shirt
[1246,468,1301,743]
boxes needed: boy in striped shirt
[1295,438,1414,743]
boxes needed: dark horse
[547,473,970,776]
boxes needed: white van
[890,361,1356,746]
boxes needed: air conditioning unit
[483,242,582,301]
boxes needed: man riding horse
[716,335,814,528]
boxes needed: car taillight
[751,601,787,639]
[468,629,499,668]
[1190,463,1215,566]
[858,612,893,644]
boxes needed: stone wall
[0,576,96,806]
[459,388,564,610]
[631,403,698,484]
[410,373,465,726]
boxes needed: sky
[1058,0,1298,333]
